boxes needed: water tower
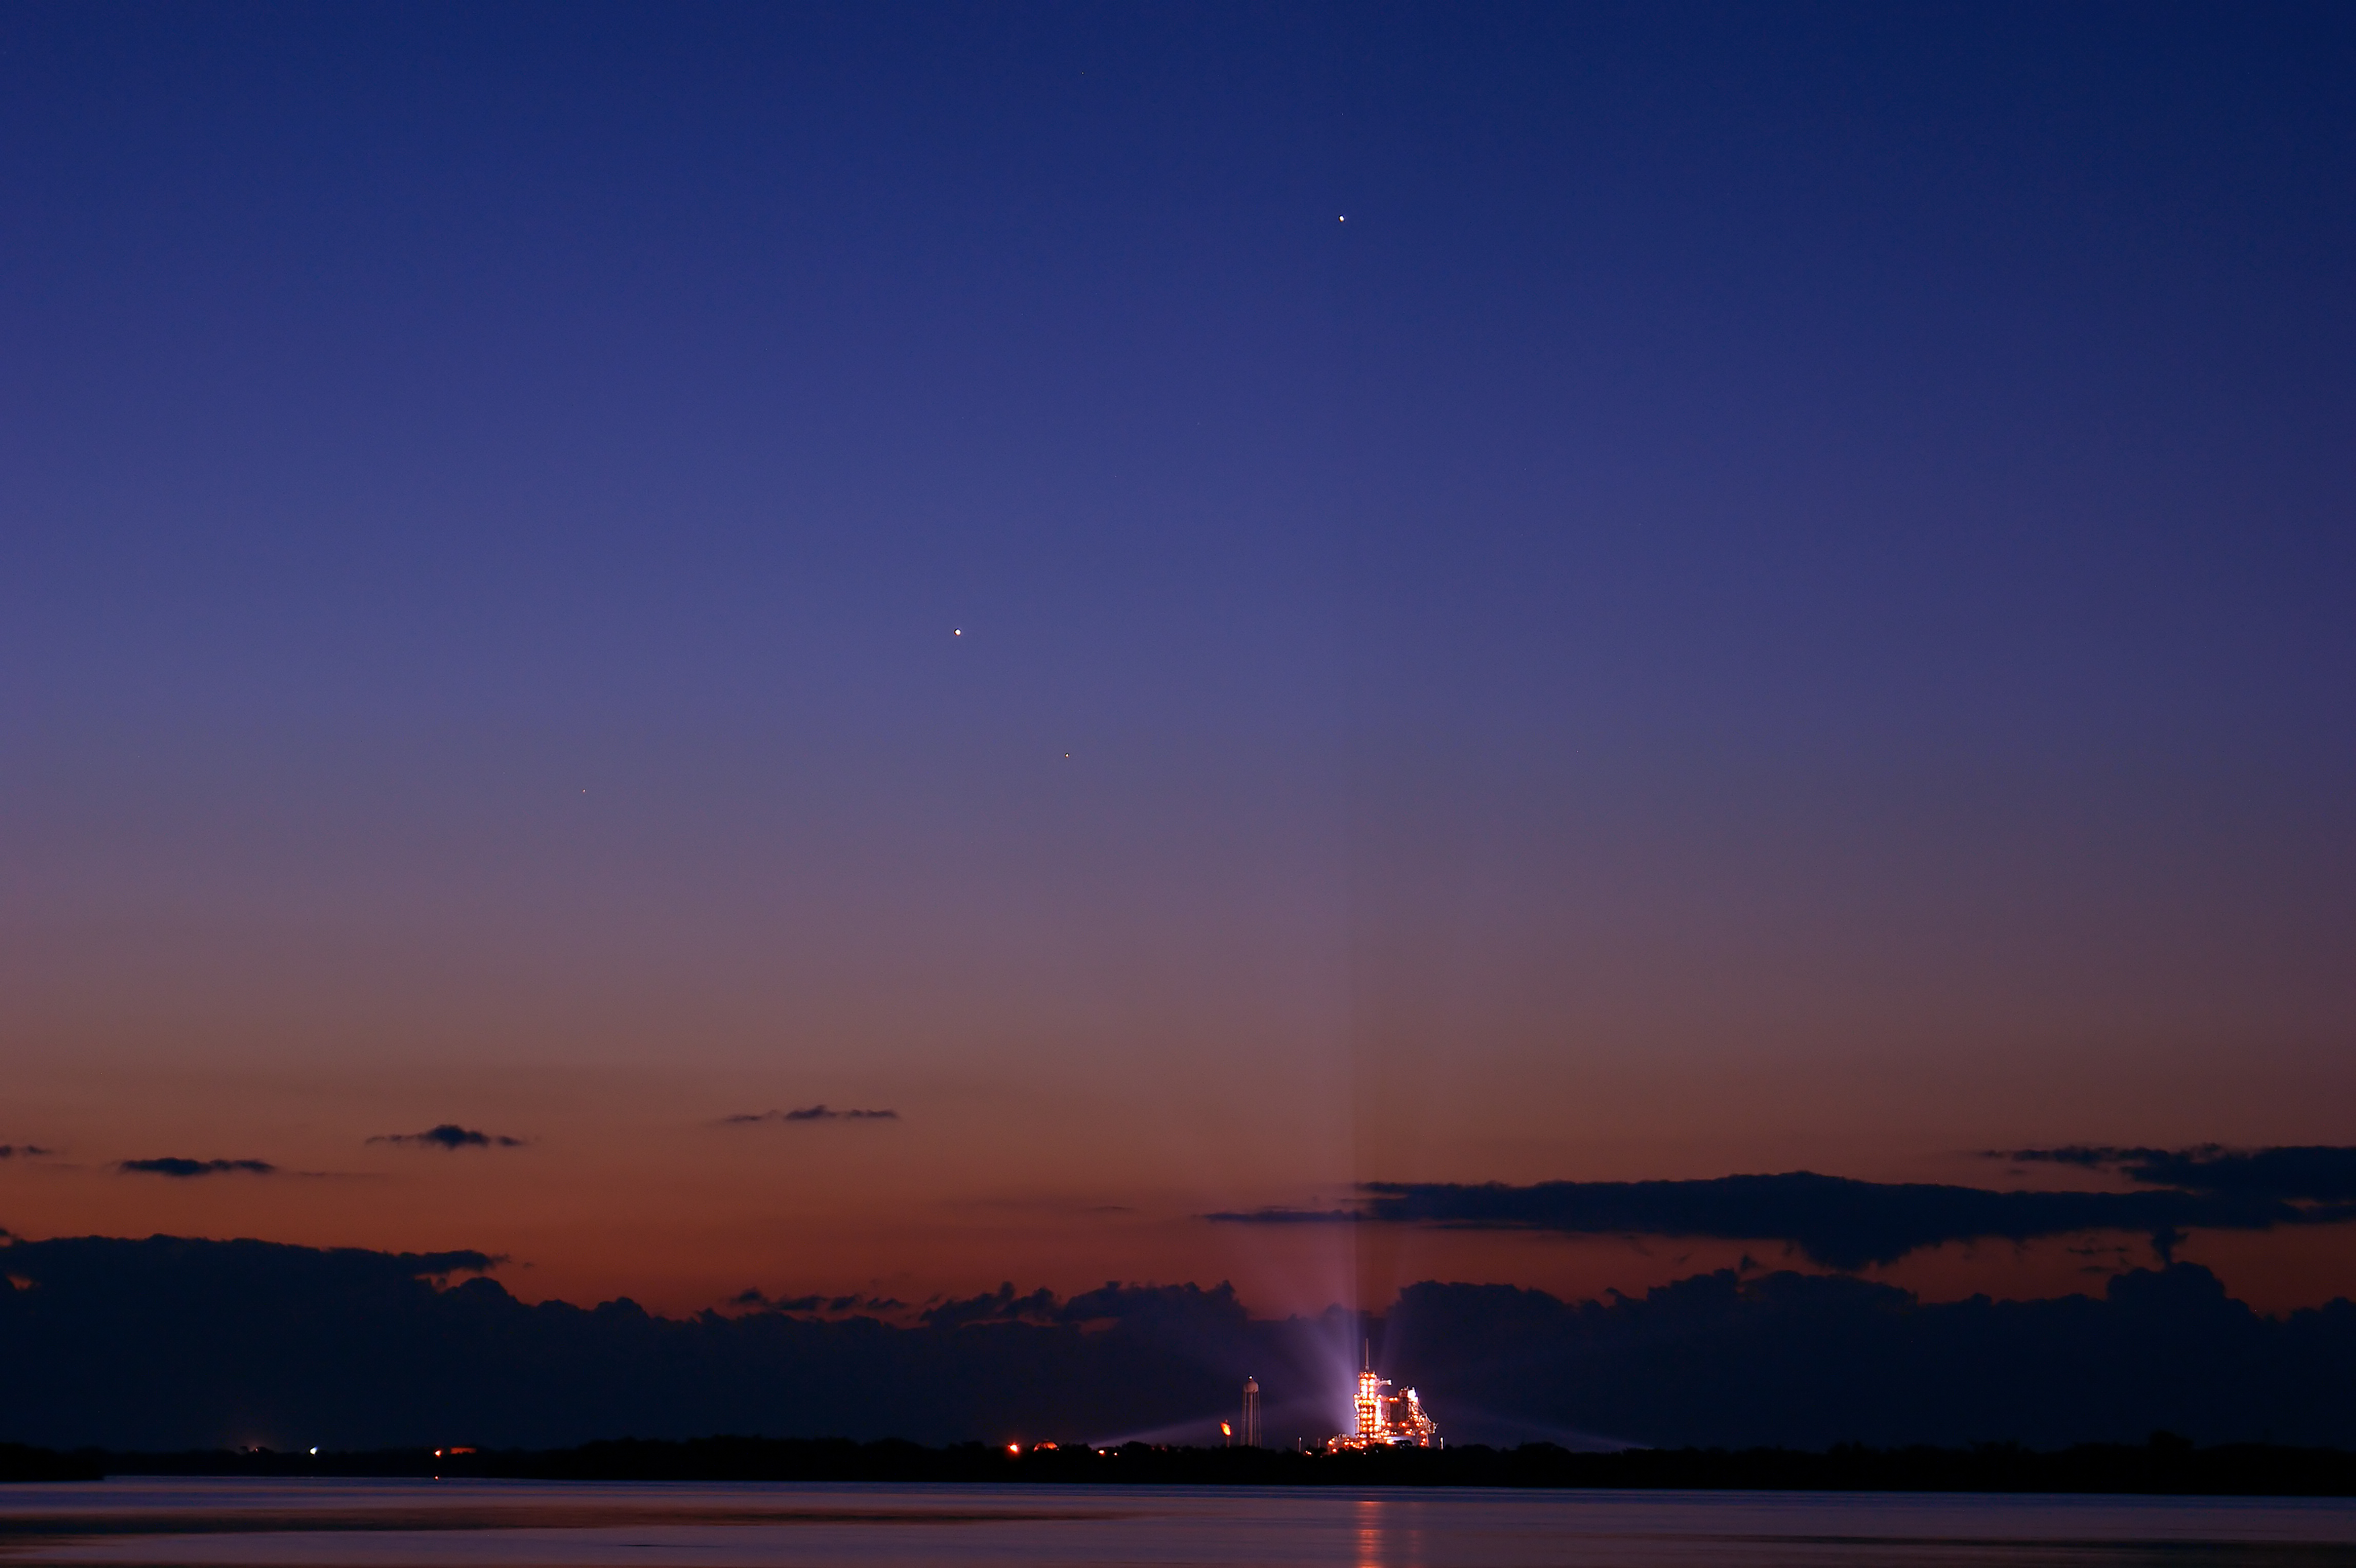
[1241,1376,1261,1448]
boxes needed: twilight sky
[3,2,2351,1320]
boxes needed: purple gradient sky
[3,2,2352,1316]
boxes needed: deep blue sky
[2,3,2351,1314]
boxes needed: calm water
[4,1479,2355,1568]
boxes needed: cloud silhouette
[921,1282,1062,1328]
[8,1233,2356,1452]
[734,1290,907,1315]
[1208,1170,2356,1270]
[0,1145,52,1159]
[115,1158,277,1178]
[720,1106,898,1125]
[369,1125,526,1150]
[1995,1145,2356,1202]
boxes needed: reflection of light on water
[1355,1496,1382,1568]
[1352,1497,1427,1568]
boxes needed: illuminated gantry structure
[1325,1342,1441,1451]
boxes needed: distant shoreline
[10,1435,2356,1497]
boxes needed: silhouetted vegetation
[58,1432,2356,1495]
[0,1443,103,1482]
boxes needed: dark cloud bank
[1998,1145,2356,1202]
[1214,1162,2356,1270]
[7,1234,2356,1452]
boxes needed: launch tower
[1324,1340,1441,1451]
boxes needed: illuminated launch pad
[1324,1342,1442,1451]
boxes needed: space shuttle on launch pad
[1324,1340,1442,1451]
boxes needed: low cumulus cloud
[721,1105,899,1124]
[369,1125,526,1150]
[1994,1145,2356,1202]
[1209,1167,2356,1270]
[922,1282,1063,1328]
[115,1158,277,1178]
[18,1236,2356,1452]
[914,1280,1247,1337]
[732,1289,908,1316]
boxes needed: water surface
[6,1479,2354,1568]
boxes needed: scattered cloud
[0,1145,53,1159]
[1209,1169,2356,1270]
[115,1158,278,1178]
[720,1105,899,1124]
[369,1124,527,1150]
